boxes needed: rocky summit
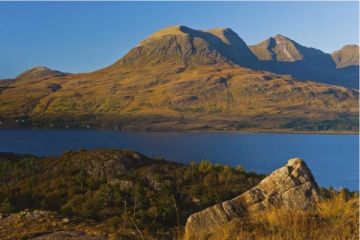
[331,44,360,68]
[184,158,321,239]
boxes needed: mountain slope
[0,26,358,131]
[0,79,14,93]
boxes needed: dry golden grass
[1,64,357,120]
[188,192,359,240]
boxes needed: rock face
[71,149,154,180]
[184,158,320,239]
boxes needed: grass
[186,190,359,240]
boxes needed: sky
[0,1,358,79]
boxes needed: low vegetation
[280,117,359,131]
[0,149,263,239]
[0,150,358,239]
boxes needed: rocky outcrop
[184,158,320,239]
[71,150,154,180]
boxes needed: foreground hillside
[0,149,358,239]
[0,26,358,132]
[0,149,263,239]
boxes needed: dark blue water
[0,130,358,190]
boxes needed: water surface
[0,130,358,190]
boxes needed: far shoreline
[0,126,358,135]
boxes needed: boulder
[184,158,320,239]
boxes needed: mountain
[0,26,358,132]
[250,36,359,89]
[113,25,258,68]
[331,44,359,68]
[0,66,66,93]
[250,34,312,62]
[15,66,67,81]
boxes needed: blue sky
[0,1,358,78]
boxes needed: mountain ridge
[249,34,359,88]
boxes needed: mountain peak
[27,66,52,72]
[273,34,288,39]
[16,66,65,81]
[118,25,257,68]
[206,27,240,44]
[341,44,359,50]
[144,26,239,43]
[250,34,303,62]
[331,44,359,68]
[140,25,208,46]
[146,25,190,39]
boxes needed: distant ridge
[250,35,359,89]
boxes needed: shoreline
[0,126,358,135]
